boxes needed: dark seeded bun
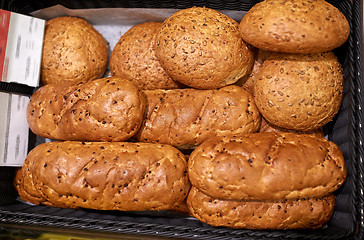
[154,7,254,89]
[41,17,108,85]
[110,22,182,90]
[239,0,350,53]
[254,52,344,131]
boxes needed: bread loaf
[27,77,146,142]
[110,22,182,90]
[259,117,324,138]
[239,0,350,53]
[154,7,254,89]
[15,141,190,211]
[254,52,344,131]
[41,17,109,85]
[188,132,347,201]
[187,186,335,229]
[134,85,261,148]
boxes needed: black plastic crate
[0,0,363,239]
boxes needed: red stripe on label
[0,10,11,81]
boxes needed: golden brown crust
[27,77,146,142]
[15,141,190,211]
[254,52,344,131]
[134,85,261,147]
[154,7,254,89]
[187,187,335,230]
[110,22,182,90]
[41,17,109,85]
[239,0,350,53]
[188,132,347,201]
[236,49,272,96]
[259,117,324,138]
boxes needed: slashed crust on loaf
[134,85,261,148]
[154,7,254,89]
[15,141,190,211]
[254,52,344,131]
[41,17,109,85]
[239,0,350,53]
[110,22,182,90]
[27,77,146,142]
[188,132,347,201]
[187,187,335,229]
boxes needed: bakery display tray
[0,0,363,239]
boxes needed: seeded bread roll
[41,16,108,85]
[134,85,261,148]
[154,7,254,89]
[239,0,350,53]
[188,132,347,201]
[15,141,190,211]
[187,187,335,230]
[254,52,344,131]
[110,22,182,90]
[27,77,146,142]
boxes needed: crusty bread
[110,22,182,90]
[154,7,254,89]
[259,117,324,138]
[134,85,261,148]
[15,141,190,211]
[239,0,350,53]
[27,77,146,142]
[187,187,335,230]
[41,17,108,85]
[188,132,347,201]
[254,52,344,131]
[236,49,272,96]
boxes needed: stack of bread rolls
[15,0,350,231]
[186,0,349,230]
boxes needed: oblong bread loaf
[187,186,335,230]
[188,132,347,201]
[134,85,261,148]
[15,141,190,211]
[27,77,146,142]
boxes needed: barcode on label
[25,56,30,79]
[15,35,21,59]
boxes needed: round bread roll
[188,132,347,201]
[239,0,350,53]
[110,22,181,90]
[187,187,335,230]
[41,16,108,85]
[154,7,254,89]
[254,52,344,131]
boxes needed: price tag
[0,92,30,166]
[0,9,45,87]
